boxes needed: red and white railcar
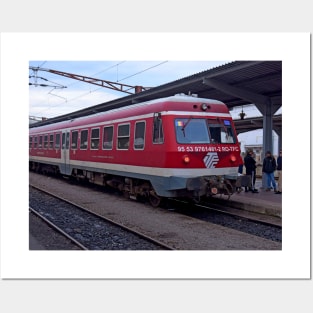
[29,94,241,206]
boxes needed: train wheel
[123,191,130,199]
[149,191,162,208]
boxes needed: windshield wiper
[181,117,192,137]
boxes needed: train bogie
[29,95,241,205]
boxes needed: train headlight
[230,154,237,162]
[182,155,190,164]
[201,103,208,111]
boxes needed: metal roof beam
[203,78,271,112]
[200,61,263,79]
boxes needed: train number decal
[177,146,239,152]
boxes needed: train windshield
[175,118,210,143]
[175,118,236,144]
[207,118,236,143]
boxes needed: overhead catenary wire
[29,75,67,89]
[31,61,168,117]
[64,61,127,88]
[30,61,127,116]
[117,61,168,82]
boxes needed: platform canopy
[30,60,282,135]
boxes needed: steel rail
[196,202,282,229]
[169,198,282,229]
[30,184,175,250]
[29,206,88,250]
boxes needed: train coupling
[186,176,235,200]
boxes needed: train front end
[164,97,241,202]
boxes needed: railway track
[29,172,282,250]
[29,207,87,250]
[167,199,282,242]
[29,185,174,250]
[197,201,282,227]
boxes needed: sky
[29,60,229,119]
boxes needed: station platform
[212,179,282,218]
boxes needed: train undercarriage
[71,168,163,207]
[29,161,237,207]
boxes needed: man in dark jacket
[244,149,259,193]
[262,150,277,192]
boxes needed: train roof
[29,95,228,133]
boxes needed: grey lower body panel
[30,158,237,198]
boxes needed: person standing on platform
[244,149,259,193]
[236,152,245,192]
[275,150,282,194]
[262,150,277,192]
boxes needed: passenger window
[62,132,70,149]
[103,126,113,150]
[39,136,43,148]
[91,128,100,150]
[134,121,145,150]
[49,134,54,149]
[44,135,48,149]
[34,136,38,149]
[80,130,88,150]
[29,136,33,149]
[62,133,66,149]
[117,124,130,150]
[55,133,60,149]
[153,113,164,144]
[71,131,78,149]
[66,132,70,149]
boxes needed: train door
[61,130,70,175]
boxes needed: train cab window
[39,136,43,148]
[49,134,54,149]
[103,126,113,150]
[134,121,145,150]
[117,124,130,150]
[152,114,164,144]
[55,133,60,149]
[44,135,48,149]
[207,119,236,144]
[91,128,100,150]
[34,136,38,149]
[80,130,88,150]
[175,118,210,144]
[71,131,78,149]
[29,136,33,149]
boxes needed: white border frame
[0,32,311,279]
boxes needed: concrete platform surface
[213,179,282,218]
